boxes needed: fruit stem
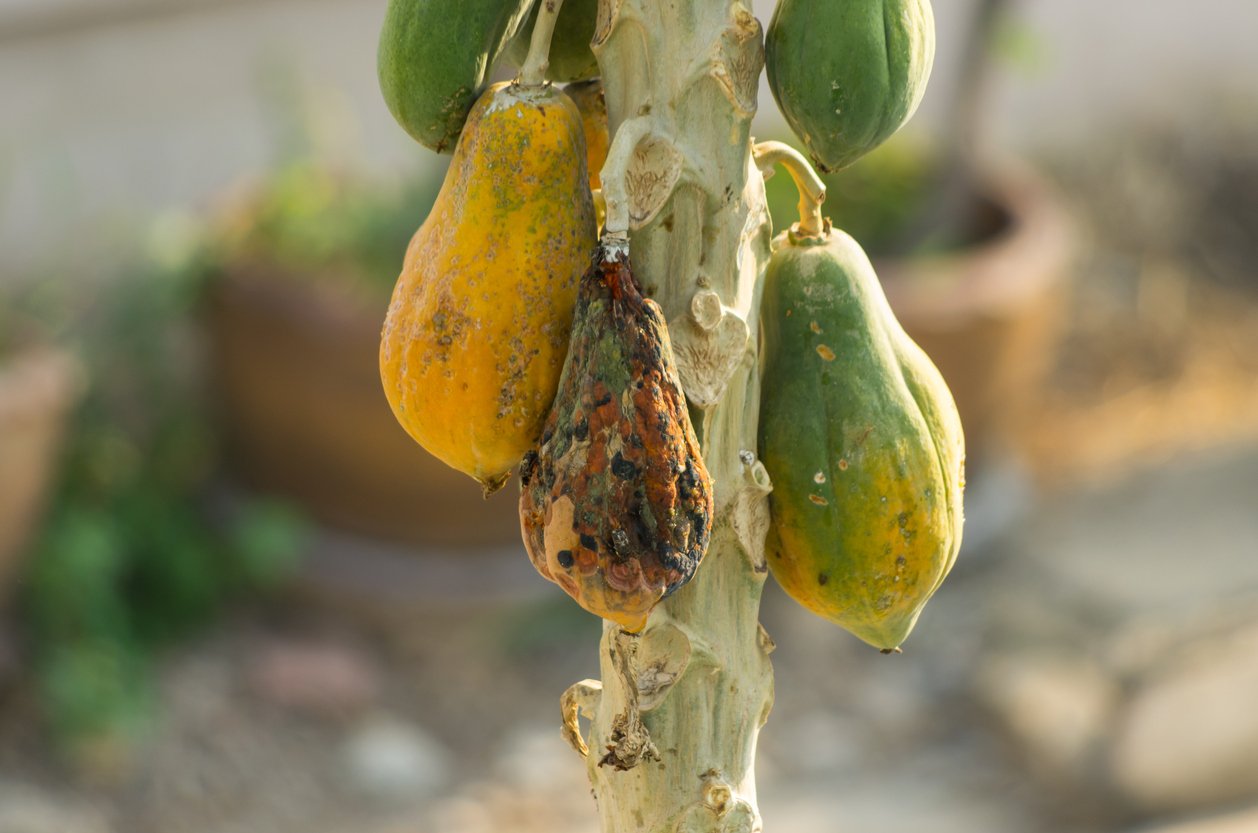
[518,0,565,87]
[599,117,651,238]
[753,140,827,239]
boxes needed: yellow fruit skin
[563,79,609,192]
[379,81,597,492]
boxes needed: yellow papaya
[379,80,597,493]
[759,222,964,651]
[563,79,609,192]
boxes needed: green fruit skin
[378,0,532,153]
[504,0,600,82]
[758,228,964,650]
[766,0,935,172]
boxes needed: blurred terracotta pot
[203,263,522,548]
[0,347,80,603]
[877,166,1074,469]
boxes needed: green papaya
[378,0,532,153]
[766,0,935,172]
[504,0,600,83]
[758,224,964,651]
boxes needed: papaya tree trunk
[561,2,779,831]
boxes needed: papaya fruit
[519,244,714,633]
[758,224,964,651]
[377,0,532,153]
[504,0,600,83]
[379,80,597,493]
[765,0,935,172]
[563,79,609,192]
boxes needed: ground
[2,434,1257,833]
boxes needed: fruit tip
[479,471,511,498]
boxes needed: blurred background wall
[4,0,1258,278]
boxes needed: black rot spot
[818,573,829,586]
[519,450,538,485]
[611,452,638,480]
[557,549,575,568]
[579,533,599,552]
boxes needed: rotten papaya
[519,243,713,633]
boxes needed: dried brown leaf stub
[519,243,714,633]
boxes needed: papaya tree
[375,0,963,830]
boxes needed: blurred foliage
[11,238,306,754]
[210,160,445,295]
[10,143,445,754]
[0,294,46,358]
[992,15,1051,77]
[487,595,600,660]
[762,137,937,257]
[205,56,447,295]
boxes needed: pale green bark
[560,2,781,831]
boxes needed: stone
[969,446,1258,815]
[0,782,112,833]
[1110,622,1258,812]
[1125,805,1258,833]
[1012,446,1258,619]
[343,713,450,799]
[249,637,379,719]
[492,724,587,791]
[761,753,1032,833]
[423,795,496,833]
[769,710,868,775]
[976,651,1118,778]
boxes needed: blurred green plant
[0,296,44,358]
[15,238,306,756]
[7,54,444,758]
[212,160,446,294]
[762,137,938,256]
[14,148,448,756]
[218,56,445,293]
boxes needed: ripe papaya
[379,81,597,493]
[765,0,935,172]
[758,224,964,651]
[377,0,532,153]
[519,244,714,633]
[504,0,600,83]
[563,79,609,192]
